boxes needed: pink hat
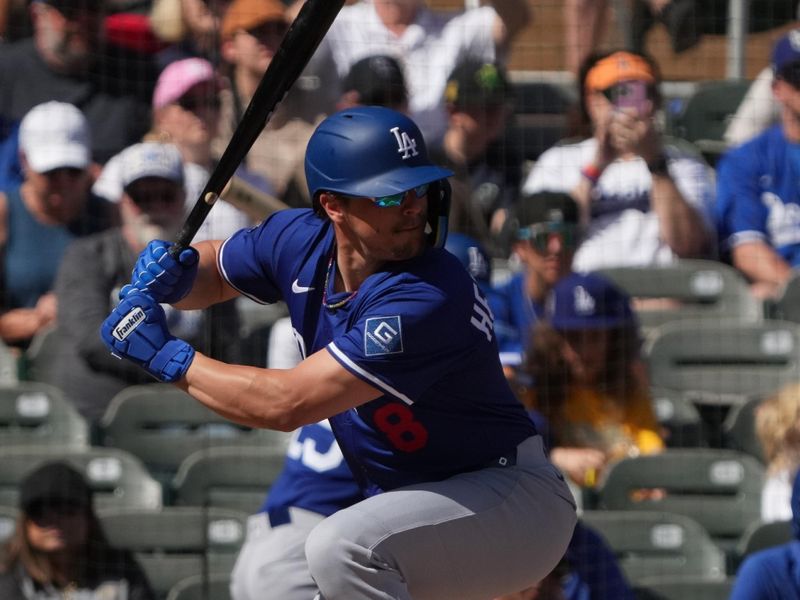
[152,58,221,110]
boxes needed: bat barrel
[170,0,345,256]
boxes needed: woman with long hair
[525,272,664,487]
[0,461,154,600]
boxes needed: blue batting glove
[121,240,199,303]
[101,292,195,383]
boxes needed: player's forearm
[732,242,793,286]
[650,175,709,257]
[178,352,302,431]
[174,240,239,310]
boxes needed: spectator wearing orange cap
[523,50,715,273]
[212,0,319,211]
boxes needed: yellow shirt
[534,384,664,461]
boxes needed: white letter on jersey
[286,422,344,473]
[470,282,494,342]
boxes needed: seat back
[0,447,162,510]
[634,576,735,600]
[772,272,800,323]
[99,506,246,598]
[666,79,751,163]
[582,510,725,583]
[598,449,764,546]
[722,397,765,462]
[651,387,707,448]
[100,385,289,480]
[0,382,89,449]
[645,320,800,401]
[166,573,231,600]
[597,260,762,332]
[172,446,286,514]
[737,519,793,563]
[0,504,17,546]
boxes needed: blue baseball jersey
[717,125,800,266]
[219,208,537,494]
[493,272,546,367]
[263,421,363,517]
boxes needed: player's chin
[389,229,426,259]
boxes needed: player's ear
[319,192,346,222]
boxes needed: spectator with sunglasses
[94,57,252,241]
[0,102,114,351]
[50,142,240,424]
[213,0,319,212]
[0,461,155,600]
[494,191,580,375]
[523,50,715,274]
[716,30,800,300]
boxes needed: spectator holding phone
[523,50,715,273]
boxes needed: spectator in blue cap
[731,467,800,599]
[524,272,663,488]
[717,27,800,300]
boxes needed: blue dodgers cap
[546,272,635,331]
[772,29,800,74]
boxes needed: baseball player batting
[101,106,577,599]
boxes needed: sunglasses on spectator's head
[518,222,580,252]
[370,183,430,208]
[126,183,183,208]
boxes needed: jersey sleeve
[327,279,476,404]
[716,147,769,251]
[218,209,308,304]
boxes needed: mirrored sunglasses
[372,183,430,208]
[518,222,580,252]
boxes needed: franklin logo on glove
[112,307,146,341]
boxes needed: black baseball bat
[169,0,345,257]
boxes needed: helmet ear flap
[426,179,451,248]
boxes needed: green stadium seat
[722,397,765,463]
[166,573,231,600]
[598,449,764,555]
[0,381,89,449]
[666,79,751,165]
[99,384,289,483]
[650,387,707,448]
[0,504,17,545]
[582,510,725,584]
[0,446,162,511]
[645,320,800,403]
[99,506,245,599]
[596,260,762,334]
[171,446,286,514]
[736,518,792,565]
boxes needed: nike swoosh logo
[292,279,315,294]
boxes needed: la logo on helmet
[390,126,419,160]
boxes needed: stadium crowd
[0,0,799,598]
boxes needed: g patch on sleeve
[365,316,404,356]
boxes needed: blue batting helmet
[445,233,492,286]
[305,106,453,247]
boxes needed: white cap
[118,142,185,190]
[19,102,91,173]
